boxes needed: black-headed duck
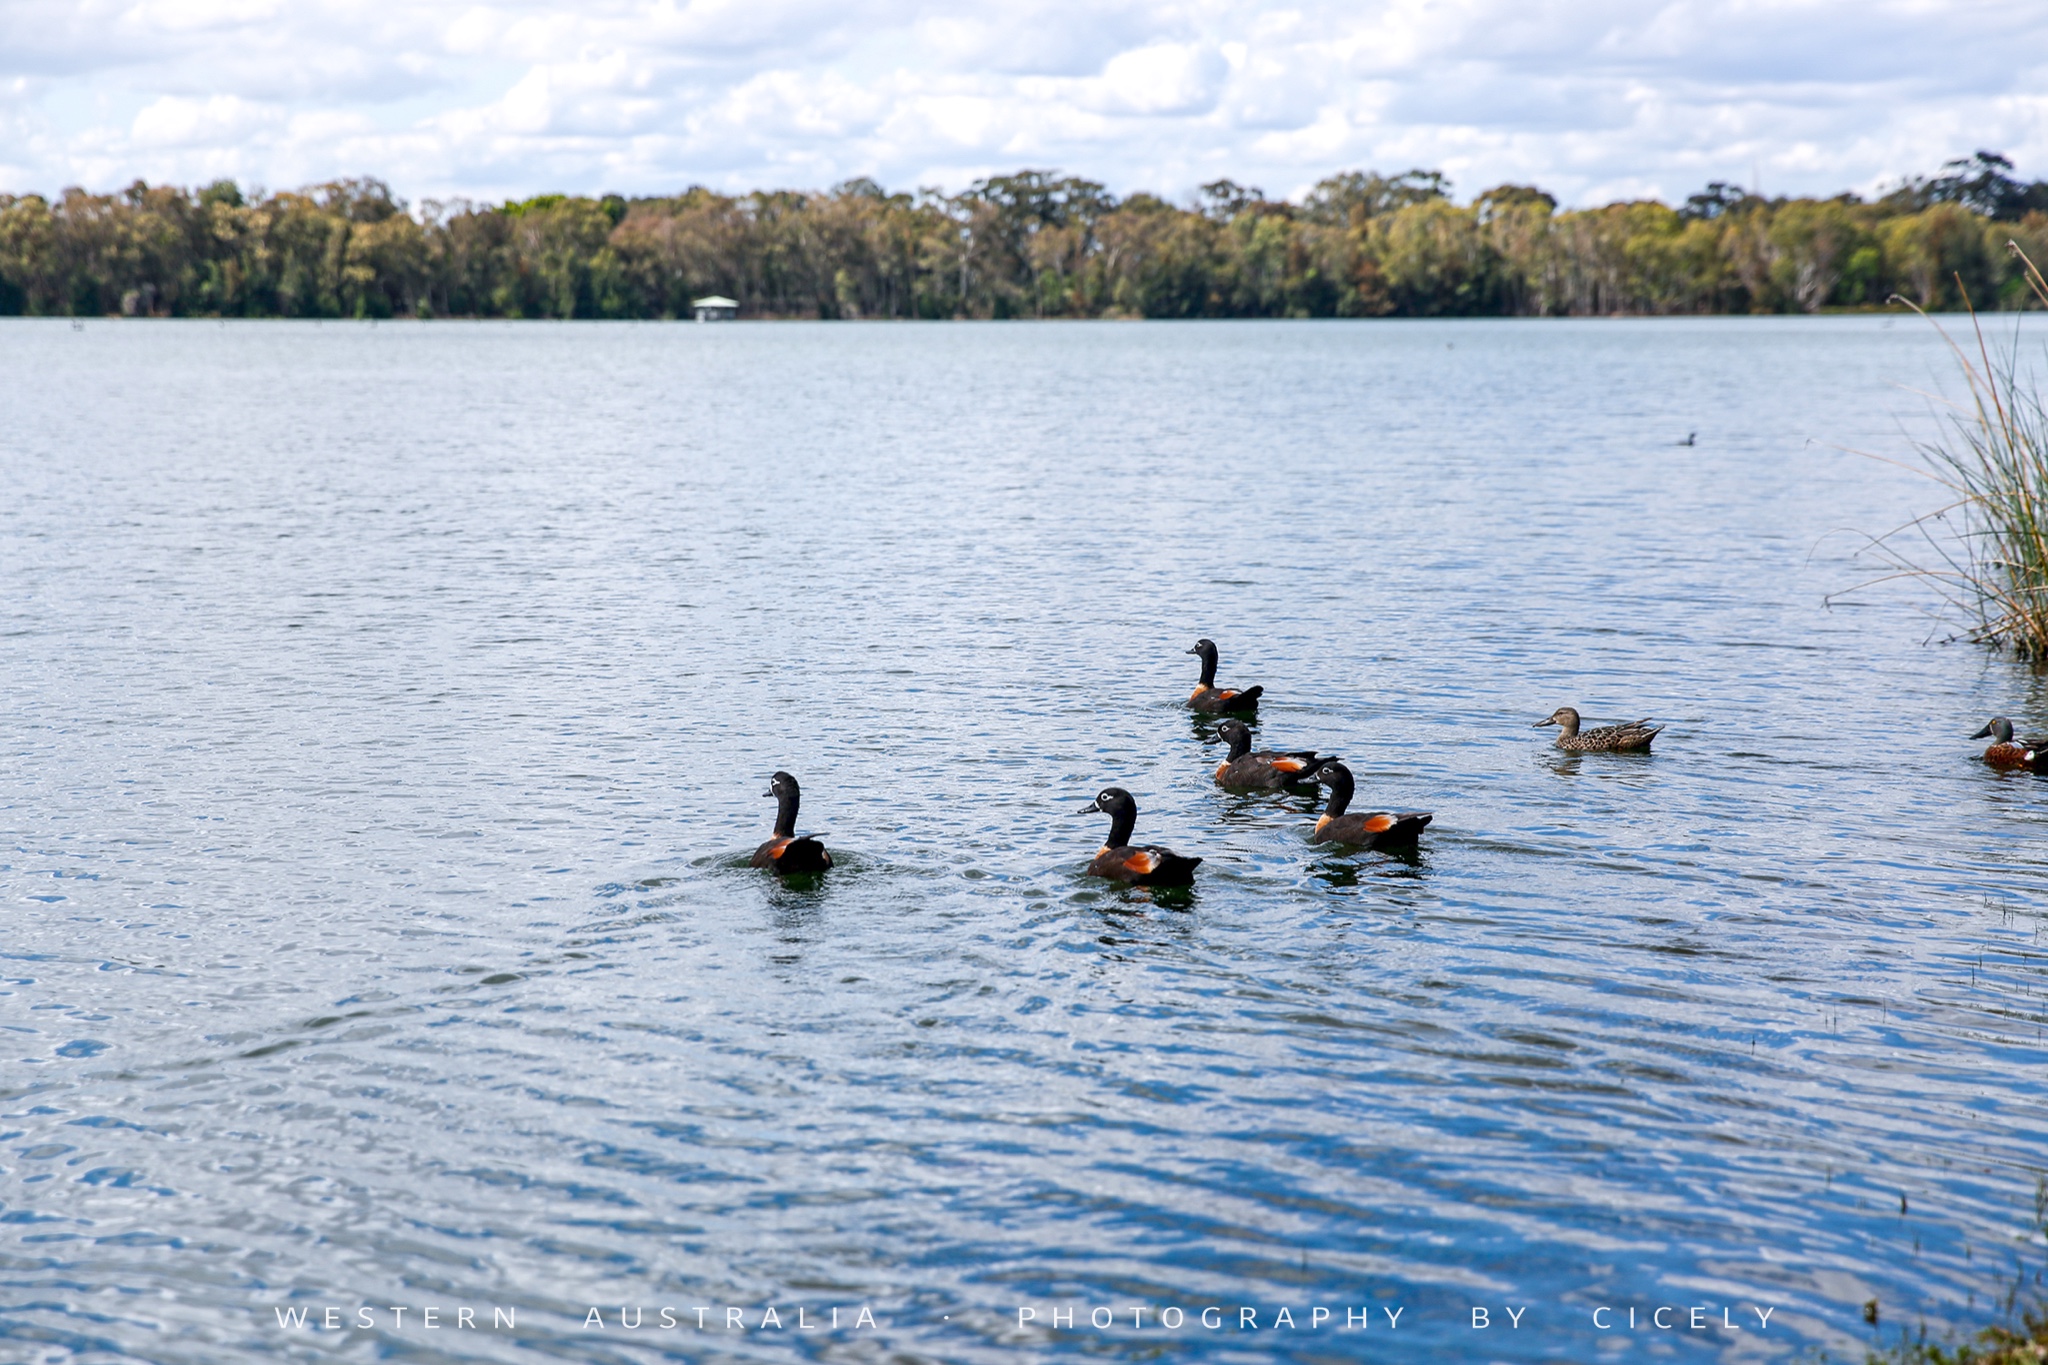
[1076,787,1202,886]
[1310,762,1432,850]
[1534,707,1662,753]
[1186,638,1263,714]
[751,771,832,873]
[1209,718,1332,789]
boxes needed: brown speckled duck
[1077,787,1202,886]
[1310,762,1432,850]
[1534,707,1662,753]
[1970,717,2041,768]
[1208,719,1332,789]
[1186,638,1263,714]
[750,771,832,873]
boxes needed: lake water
[3,316,2046,1364]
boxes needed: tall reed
[1842,245,2048,654]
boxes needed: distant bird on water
[1076,787,1202,886]
[1971,717,2048,770]
[1309,762,1432,850]
[1533,707,1663,753]
[751,771,832,873]
[1675,432,1697,446]
[1208,719,1332,789]
[1186,638,1263,714]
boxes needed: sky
[3,0,2046,209]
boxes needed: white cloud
[0,0,2044,206]
[130,92,275,147]
[1093,42,1227,117]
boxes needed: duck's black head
[1077,786,1136,816]
[1186,638,1218,662]
[1210,718,1254,759]
[765,771,802,836]
[1973,717,2014,742]
[1313,760,1355,815]
[1076,786,1138,847]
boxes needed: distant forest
[4,152,2047,320]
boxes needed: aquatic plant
[1861,1309,2048,1365]
[1840,246,2048,656]
[1857,1176,2048,1363]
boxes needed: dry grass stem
[1835,244,2048,655]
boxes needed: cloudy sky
[3,0,2045,208]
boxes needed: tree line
[3,152,2046,320]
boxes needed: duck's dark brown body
[1086,843,1200,886]
[1186,638,1262,714]
[1311,762,1431,851]
[754,772,832,874]
[1078,787,1201,887]
[751,834,832,873]
[1209,719,1329,789]
[1313,809,1432,849]
[1190,683,1263,715]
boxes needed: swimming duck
[1076,787,1202,886]
[750,771,832,873]
[1970,717,2041,768]
[1209,718,1332,789]
[1310,762,1432,850]
[1186,638,1263,714]
[1533,707,1662,753]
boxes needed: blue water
[3,316,2045,1363]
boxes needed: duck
[1533,707,1662,753]
[1208,719,1332,789]
[1310,762,1432,850]
[1076,787,1202,886]
[750,771,832,873]
[1970,717,2042,768]
[1186,638,1263,714]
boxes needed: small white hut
[692,295,738,322]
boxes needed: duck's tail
[1379,812,1432,850]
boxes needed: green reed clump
[1861,1309,2048,1365]
[1856,1177,2048,1364]
[1847,246,2048,654]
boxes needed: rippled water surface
[4,316,2047,1363]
